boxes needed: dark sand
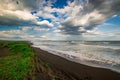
[33,47,120,80]
[0,48,9,57]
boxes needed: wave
[31,41,120,73]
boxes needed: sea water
[31,41,120,73]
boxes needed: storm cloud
[0,0,45,26]
[60,0,120,35]
[0,0,120,40]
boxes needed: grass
[0,41,65,80]
[0,41,35,80]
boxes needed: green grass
[0,41,65,80]
[0,41,35,80]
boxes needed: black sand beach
[1,41,120,80]
[33,47,120,80]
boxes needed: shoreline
[32,47,120,80]
[32,45,120,73]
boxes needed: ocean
[31,41,120,73]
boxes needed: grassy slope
[0,41,35,80]
[0,41,71,80]
[0,41,59,80]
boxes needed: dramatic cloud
[36,20,53,27]
[0,10,37,26]
[0,0,47,26]
[0,0,44,10]
[59,0,120,35]
[0,0,120,40]
[0,30,23,38]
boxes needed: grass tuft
[0,41,35,80]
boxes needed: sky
[0,0,120,41]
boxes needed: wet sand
[33,47,120,80]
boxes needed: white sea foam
[31,41,120,73]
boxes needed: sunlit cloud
[0,0,120,40]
